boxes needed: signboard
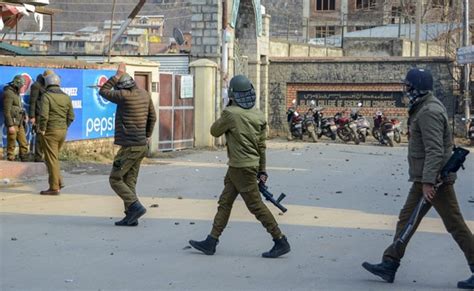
[457,45,474,64]
[180,75,193,99]
[0,66,116,147]
[297,91,405,108]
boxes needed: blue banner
[0,66,116,147]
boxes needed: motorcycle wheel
[352,131,360,145]
[358,132,366,143]
[394,131,401,143]
[330,133,336,141]
[309,130,318,142]
[386,136,394,147]
[372,127,379,140]
[337,128,351,142]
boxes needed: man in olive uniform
[3,75,28,161]
[38,74,74,195]
[99,63,157,227]
[362,68,474,289]
[189,75,290,258]
[29,70,54,162]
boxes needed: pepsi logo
[94,75,111,108]
[98,75,108,88]
[20,73,32,95]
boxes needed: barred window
[315,26,336,38]
[315,0,336,11]
[356,0,377,10]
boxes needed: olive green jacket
[211,105,266,171]
[29,81,46,118]
[39,86,75,132]
[407,93,454,185]
[2,85,25,127]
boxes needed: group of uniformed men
[2,63,473,289]
[2,71,74,195]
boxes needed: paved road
[1,140,473,291]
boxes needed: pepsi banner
[0,66,116,147]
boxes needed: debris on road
[150,204,159,208]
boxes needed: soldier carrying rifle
[362,68,474,289]
[189,75,290,258]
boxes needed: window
[431,0,452,7]
[316,0,335,11]
[315,26,336,38]
[356,0,376,10]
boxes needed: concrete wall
[267,57,456,135]
[344,38,447,57]
[270,41,343,57]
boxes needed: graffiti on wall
[269,82,284,131]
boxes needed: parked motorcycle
[377,119,395,147]
[303,109,318,142]
[350,110,370,143]
[313,108,337,141]
[467,117,474,146]
[335,112,360,145]
[287,108,304,140]
[391,118,402,144]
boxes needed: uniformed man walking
[29,70,54,162]
[189,75,290,258]
[3,75,28,162]
[99,63,156,227]
[38,73,74,195]
[362,68,474,289]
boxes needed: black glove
[257,171,268,183]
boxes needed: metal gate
[158,73,194,151]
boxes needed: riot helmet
[228,75,256,109]
[403,68,433,101]
[10,75,25,89]
[115,73,136,90]
[45,74,61,87]
[43,70,55,77]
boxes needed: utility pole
[107,0,117,62]
[463,0,471,127]
[415,0,422,57]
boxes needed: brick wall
[268,57,456,135]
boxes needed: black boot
[114,201,146,226]
[457,265,474,289]
[189,235,218,255]
[262,236,291,258]
[362,260,400,283]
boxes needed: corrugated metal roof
[0,42,34,55]
[309,22,473,46]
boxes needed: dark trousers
[210,166,283,240]
[383,182,474,265]
[109,145,148,209]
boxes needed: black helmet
[36,74,45,85]
[403,68,433,100]
[116,73,136,90]
[228,75,256,109]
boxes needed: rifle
[29,124,37,154]
[258,181,288,213]
[396,146,470,248]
